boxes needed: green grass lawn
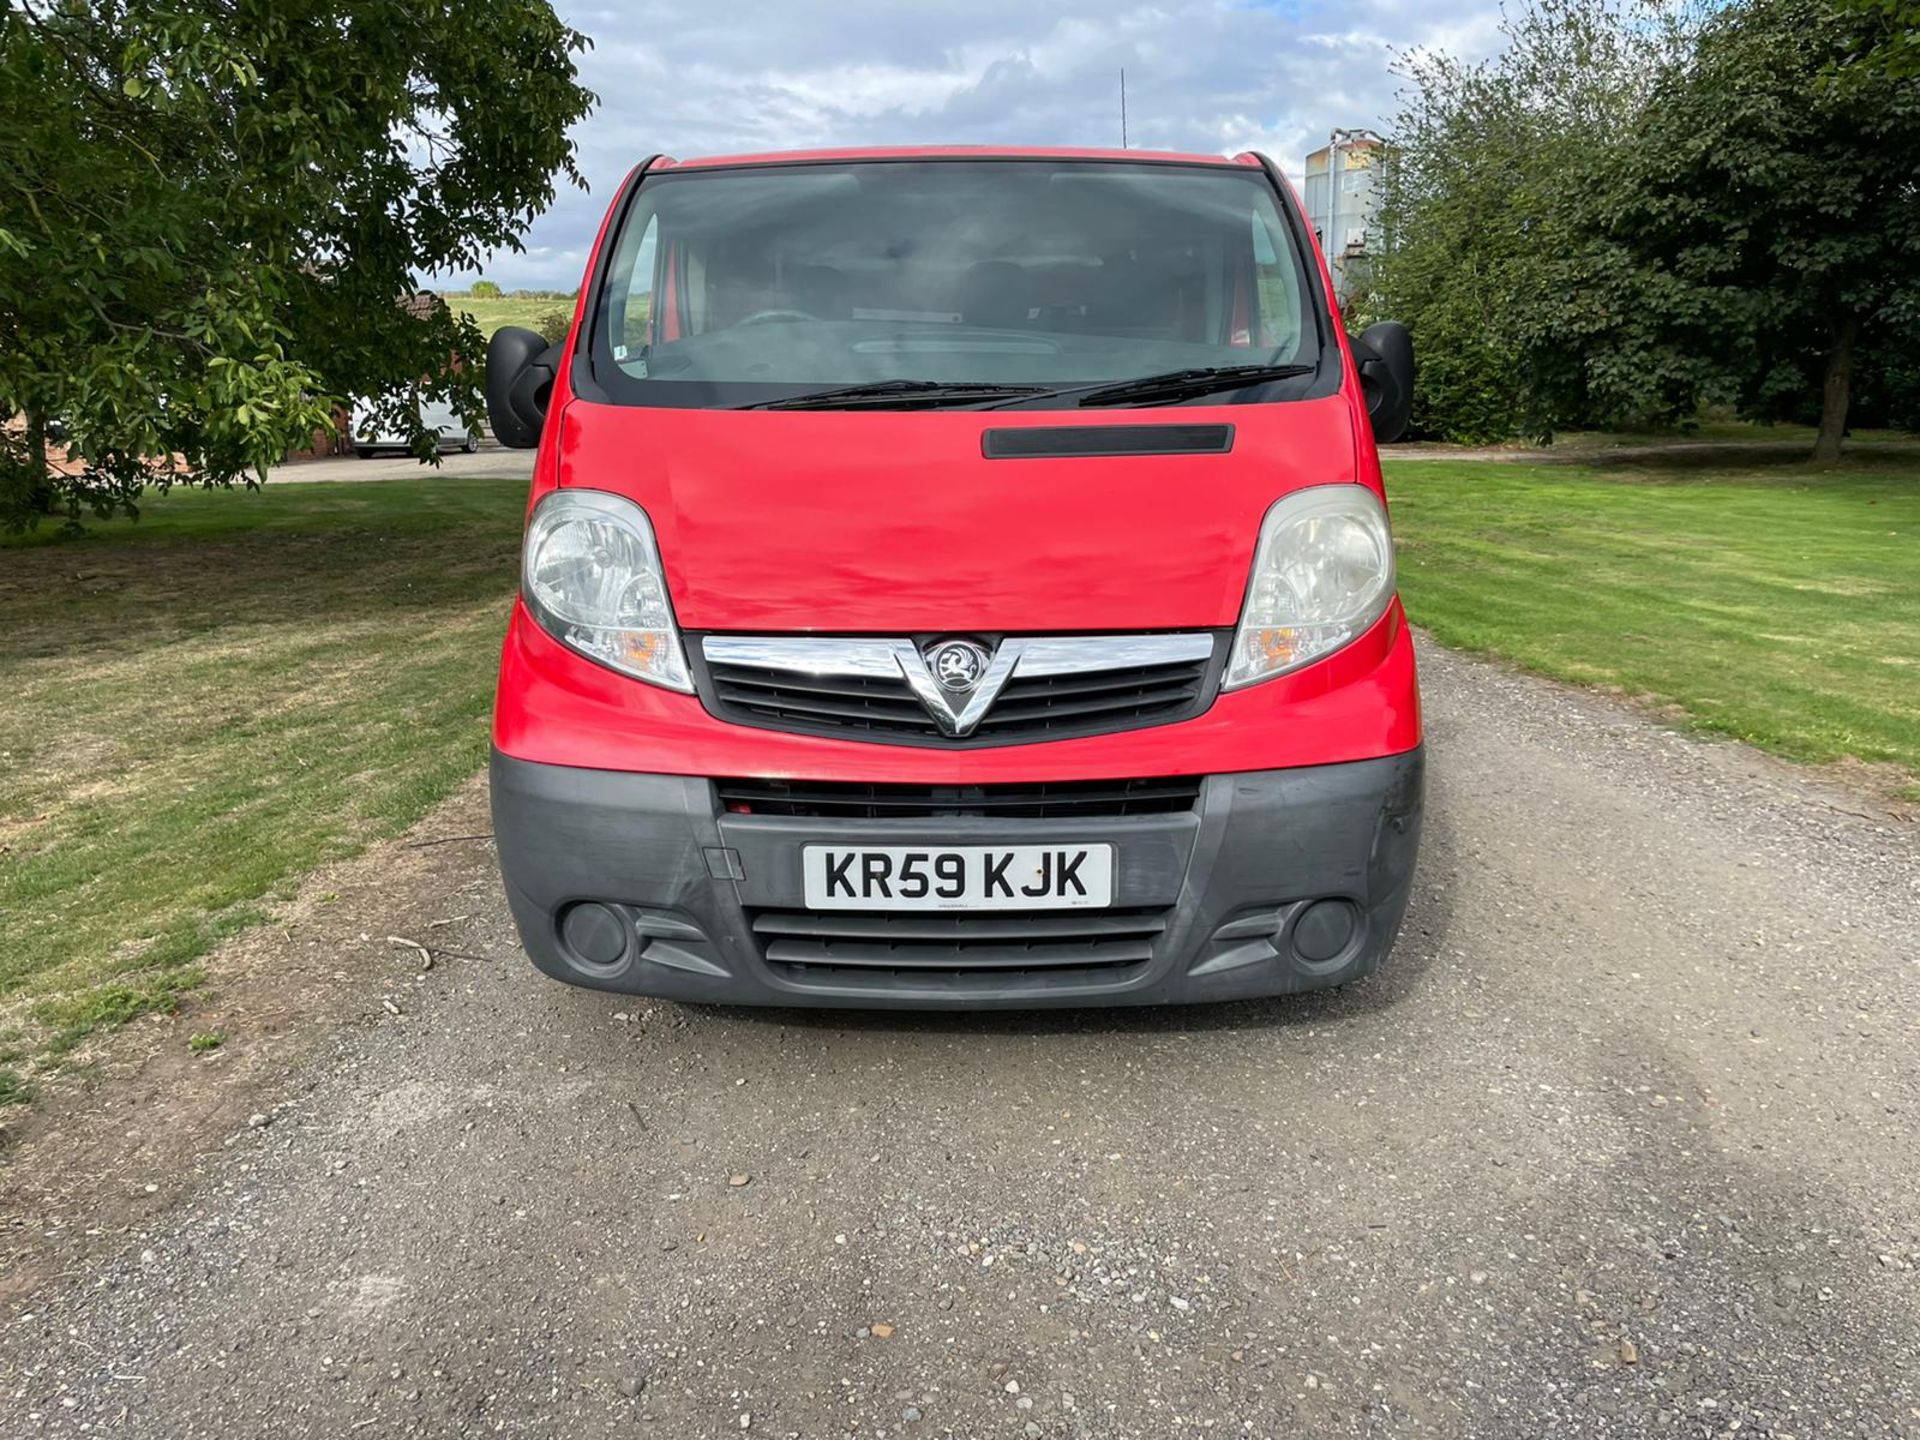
[0,478,528,1103]
[1,452,1914,1105]
[1385,452,1920,792]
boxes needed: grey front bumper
[490,747,1424,1009]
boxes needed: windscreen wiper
[740,380,1050,411]
[981,363,1318,410]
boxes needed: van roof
[665,145,1259,171]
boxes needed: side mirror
[485,326,563,449]
[1350,321,1415,445]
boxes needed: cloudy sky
[466,0,1506,290]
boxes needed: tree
[0,1,594,530]
[1834,0,1920,75]
[1368,0,1692,442]
[1606,0,1920,459]
[470,279,504,298]
[532,307,573,345]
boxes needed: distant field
[438,290,576,340]
[1385,451,1920,796]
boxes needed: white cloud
[454,0,1507,289]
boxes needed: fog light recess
[559,901,633,975]
[1291,898,1359,964]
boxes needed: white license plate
[801,844,1114,911]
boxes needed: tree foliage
[533,306,573,345]
[1367,0,1691,443]
[0,0,594,530]
[1833,0,1920,75]
[1373,0,1920,455]
[1608,0,1920,458]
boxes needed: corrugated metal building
[1303,130,1386,307]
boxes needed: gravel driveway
[6,641,1918,1437]
[270,443,535,485]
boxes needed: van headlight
[522,490,692,692]
[1224,485,1396,689]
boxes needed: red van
[483,146,1422,1009]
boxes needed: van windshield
[586,159,1324,410]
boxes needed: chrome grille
[693,632,1225,747]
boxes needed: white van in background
[350,394,479,457]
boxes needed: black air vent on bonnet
[981,424,1235,459]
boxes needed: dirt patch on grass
[1612,692,1919,815]
[1485,650,1920,820]
[0,775,509,1306]
[1816,757,1920,819]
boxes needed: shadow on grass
[1,480,528,659]
[1547,441,1920,477]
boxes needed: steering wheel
[737,308,818,326]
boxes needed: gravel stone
[5,640,1918,1437]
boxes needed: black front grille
[715,776,1203,820]
[706,660,943,736]
[752,907,1168,982]
[972,660,1210,738]
[693,634,1225,748]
